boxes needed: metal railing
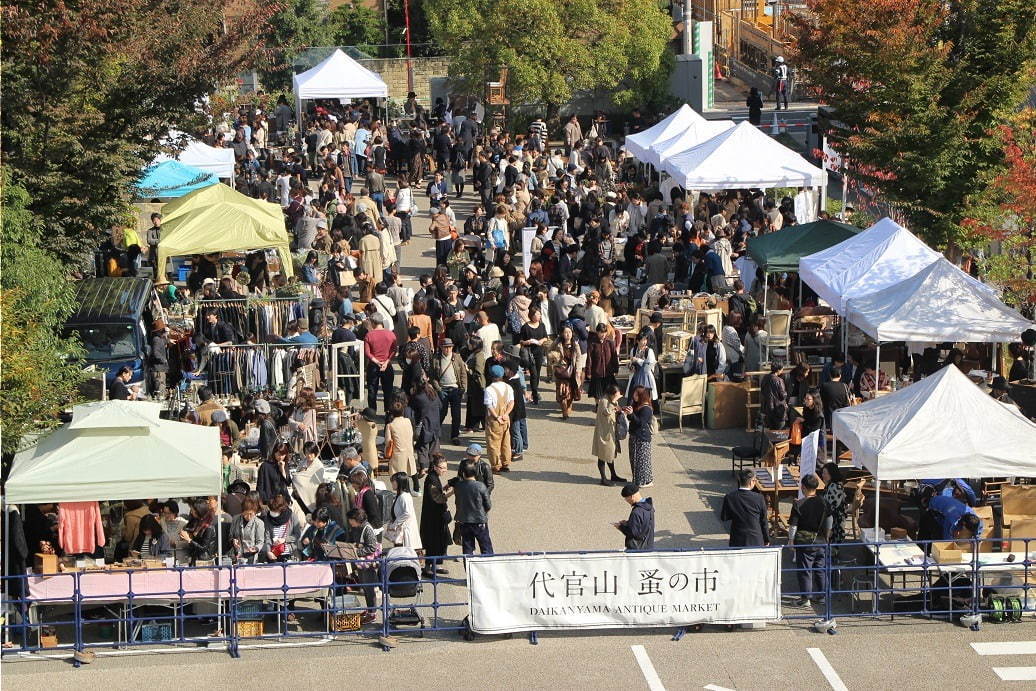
[3,537,1031,664]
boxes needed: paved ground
[4,180,1033,688]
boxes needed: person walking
[788,473,831,606]
[585,322,618,400]
[384,399,417,480]
[518,306,548,404]
[613,484,654,550]
[506,361,529,460]
[720,470,771,547]
[592,384,628,486]
[454,464,493,555]
[551,324,582,420]
[420,454,452,577]
[624,386,655,488]
[483,364,514,473]
[746,87,764,126]
[432,338,466,445]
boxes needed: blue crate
[140,623,172,642]
[236,601,265,621]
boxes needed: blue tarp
[134,160,219,199]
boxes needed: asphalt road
[4,177,1033,689]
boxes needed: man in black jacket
[720,470,770,547]
[454,464,493,554]
[615,484,655,550]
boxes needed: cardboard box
[34,553,59,575]
[931,542,965,564]
[1008,518,1036,552]
[1002,486,1036,530]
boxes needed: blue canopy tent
[134,160,219,199]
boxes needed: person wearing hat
[990,376,1016,406]
[613,484,655,551]
[483,364,514,472]
[432,337,467,445]
[147,318,170,397]
[450,443,495,496]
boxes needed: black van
[63,278,159,384]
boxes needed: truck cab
[63,278,159,384]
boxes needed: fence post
[228,562,240,658]
[72,571,84,668]
[963,537,982,631]
[380,556,391,650]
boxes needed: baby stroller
[385,546,425,633]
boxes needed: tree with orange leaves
[963,109,1036,315]
[789,0,1036,249]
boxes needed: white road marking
[630,644,666,691]
[807,648,849,691]
[971,641,1036,656]
[993,667,1036,681]
[703,685,735,691]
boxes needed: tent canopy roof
[293,48,388,100]
[845,258,1033,343]
[798,218,942,313]
[623,104,705,163]
[832,365,1036,481]
[134,160,218,199]
[659,120,827,189]
[6,401,221,504]
[152,132,235,179]
[156,184,294,277]
[647,119,735,169]
[746,219,861,272]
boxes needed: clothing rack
[194,296,307,340]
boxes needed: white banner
[468,549,781,634]
[798,429,820,499]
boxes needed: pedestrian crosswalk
[971,641,1036,681]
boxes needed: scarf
[190,510,213,538]
[265,509,290,528]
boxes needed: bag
[554,362,573,380]
[452,523,463,546]
[507,303,523,335]
[376,489,396,528]
[384,436,395,459]
[490,220,507,249]
[616,413,629,441]
[518,345,536,370]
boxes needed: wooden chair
[761,310,792,365]
[660,374,706,430]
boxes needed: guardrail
[2,537,1031,665]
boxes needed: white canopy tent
[647,118,735,169]
[833,365,1036,481]
[623,104,705,163]
[293,48,388,123]
[659,120,827,193]
[6,400,221,504]
[799,218,942,315]
[152,131,236,181]
[833,365,1036,550]
[845,258,1034,343]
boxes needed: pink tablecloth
[28,563,334,603]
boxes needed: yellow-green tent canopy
[156,183,294,278]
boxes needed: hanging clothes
[58,501,106,555]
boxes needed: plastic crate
[236,600,264,621]
[140,622,173,642]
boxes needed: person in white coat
[384,472,423,550]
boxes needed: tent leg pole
[2,498,9,645]
[873,478,881,612]
[875,343,881,389]
[797,275,802,310]
[763,274,768,315]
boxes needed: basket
[234,620,265,637]
[140,622,173,642]
[331,612,362,632]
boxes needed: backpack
[507,299,523,335]
[376,488,396,528]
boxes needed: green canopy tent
[746,219,861,311]
[156,183,294,279]
[747,219,860,273]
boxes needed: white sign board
[521,226,537,276]
[468,549,781,634]
[798,429,820,499]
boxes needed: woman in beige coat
[591,384,627,486]
[384,399,417,478]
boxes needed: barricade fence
[2,538,1031,663]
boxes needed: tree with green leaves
[423,0,673,119]
[328,3,386,54]
[257,0,332,90]
[1,0,274,266]
[790,0,1036,248]
[0,169,86,456]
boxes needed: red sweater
[364,328,397,365]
